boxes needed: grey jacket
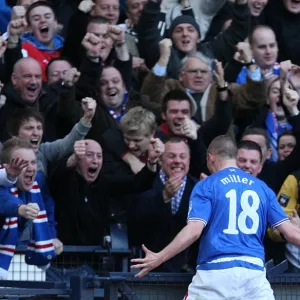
[38,119,91,175]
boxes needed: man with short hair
[278,130,296,161]
[6,1,64,81]
[129,137,198,272]
[236,25,279,84]
[46,57,72,84]
[237,140,263,177]
[0,137,63,280]
[131,134,300,300]
[137,0,249,79]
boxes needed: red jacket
[22,42,62,82]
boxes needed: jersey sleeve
[267,188,289,229]
[187,180,212,226]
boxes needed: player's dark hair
[26,1,56,25]
[241,127,271,149]
[238,140,263,163]
[7,108,44,137]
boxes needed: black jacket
[129,174,198,272]
[50,160,157,245]
[0,83,59,142]
[136,1,250,79]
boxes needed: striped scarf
[0,182,55,280]
[159,170,187,215]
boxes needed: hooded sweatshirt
[21,33,64,81]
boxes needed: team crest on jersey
[278,194,290,207]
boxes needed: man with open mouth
[0,137,63,280]
[7,96,96,177]
[50,135,162,246]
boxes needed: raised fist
[82,32,102,58]
[11,6,26,21]
[159,38,173,59]
[148,138,165,164]
[62,68,81,87]
[8,19,27,38]
[181,117,198,140]
[234,42,253,64]
[108,25,125,45]
[78,0,95,13]
[82,97,97,120]
[74,140,88,160]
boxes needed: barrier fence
[1,246,300,299]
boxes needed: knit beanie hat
[169,15,201,38]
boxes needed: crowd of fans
[1,0,300,277]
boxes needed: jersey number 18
[223,189,260,235]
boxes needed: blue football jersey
[187,167,289,271]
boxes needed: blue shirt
[188,167,288,271]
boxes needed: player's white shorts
[184,267,275,300]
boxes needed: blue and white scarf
[159,170,187,215]
[0,182,55,280]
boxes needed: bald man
[50,138,161,245]
[0,57,59,142]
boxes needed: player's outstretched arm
[277,221,300,247]
[131,221,204,278]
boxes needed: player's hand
[18,203,40,220]
[163,176,182,201]
[131,244,163,278]
[181,117,198,140]
[148,138,165,164]
[3,157,29,179]
[61,68,81,87]
[52,238,64,255]
[78,0,95,13]
[290,209,300,228]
